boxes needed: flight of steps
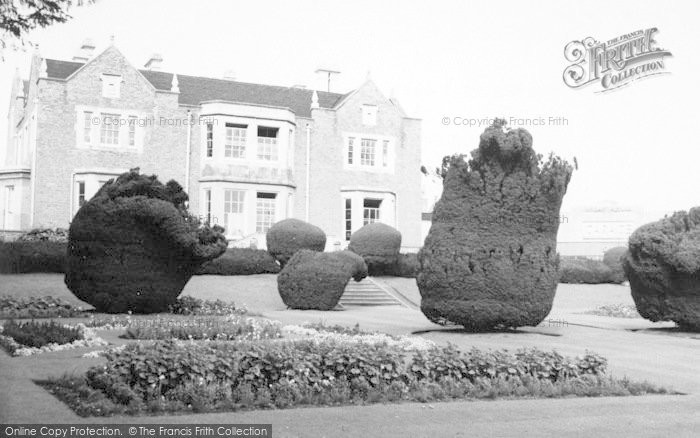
[339,277,405,306]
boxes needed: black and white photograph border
[0,1,699,437]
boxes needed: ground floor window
[204,189,212,225]
[3,186,15,228]
[256,192,276,233]
[345,198,352,240]
[363,198,381,225]
[224,189,245,232]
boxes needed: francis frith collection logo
[563,28,672,92]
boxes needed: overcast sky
[1,0,698,220]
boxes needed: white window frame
[256,126,279,161]
[363,198,382,226]
[225,124,247,158]
[76,106,145,151]
[100,113,120,145]
[224,189,245,233]
[343,133,395,173]
[206,123,214,158]
[256,193,277,234]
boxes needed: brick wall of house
[32,46,188,228]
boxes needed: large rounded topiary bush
[348,223,401,275]
[65,169,227,313]
[602,246,627,283]
[623,207,700,330]
[418,120,573,330]
[266,218,326,267]
[277,250,368,310]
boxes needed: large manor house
[1,40,423,250]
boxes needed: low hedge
[0,295,85,318]
[17,228,68,242]
[0,241,67,274]
[558,257,622,284]
[602,247,627,283]
[196,248,280,275]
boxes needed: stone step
[340,277,404,307]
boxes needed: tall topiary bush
[348,223,401,276]
[64,169,227,313]
[277,250,368,310]
[418,120,573,330]
[602,246,627,283]
[266,218,326,267]
[623,207,700,331]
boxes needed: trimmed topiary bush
[266,218,326,267]
[196,248,280,275]
[603,246,627,283]
[278,250,368,310]
[558,257,617,284]
[348,223,402,276]
[418,120,573,330]
[64,169,227,314]
[623,207,700,331]
[0,241,66,273]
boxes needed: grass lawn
[0,273,284,314]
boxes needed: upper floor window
[257,126,279,161]
[382,140,389,167]
[362,104,377,126]
[100,113,120,145]
[360,139,376,166]
[83,112,93,143]
[101,74,121,99]
[347,137,355,165]
[206,123,213,157]
[225,123,247,158]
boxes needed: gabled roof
[44,58,349,118]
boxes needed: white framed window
[100,113,120,145]
[347,137,355,165]
[225,124,247,158]
[382,140,389,167]
[256,192,276,233]
[204,189,212,225]
[83,112,93,143]
[206,123,213,157]
[345,198,352,241]
[224,189,245,232]
[362,104,377,126]
[76,181,86,209]
[127,116,137,146]
[101,74,121,98]
[257,126,278,161]
[360,139,376,166]
[363,198,381,225]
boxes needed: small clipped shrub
[266,218,326,267]
[623,207,700,330]
[64,169,227,314]
[196,248,280,275]
[277,250,368,310]
[603,246,627,283]
[348,223,402,275]
[0,241,66,273]
[559,257,620,284]
[17,228,69,242]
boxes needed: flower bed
[0,321,107,357]
[41,337,670,416]
[0,295,87,319]
[121,316,282,341]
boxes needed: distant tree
[0,0,93,57]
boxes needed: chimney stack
[144,53,163,71]
[72,38,95,62]
[314,68,341,92]
[223,70,236,81]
